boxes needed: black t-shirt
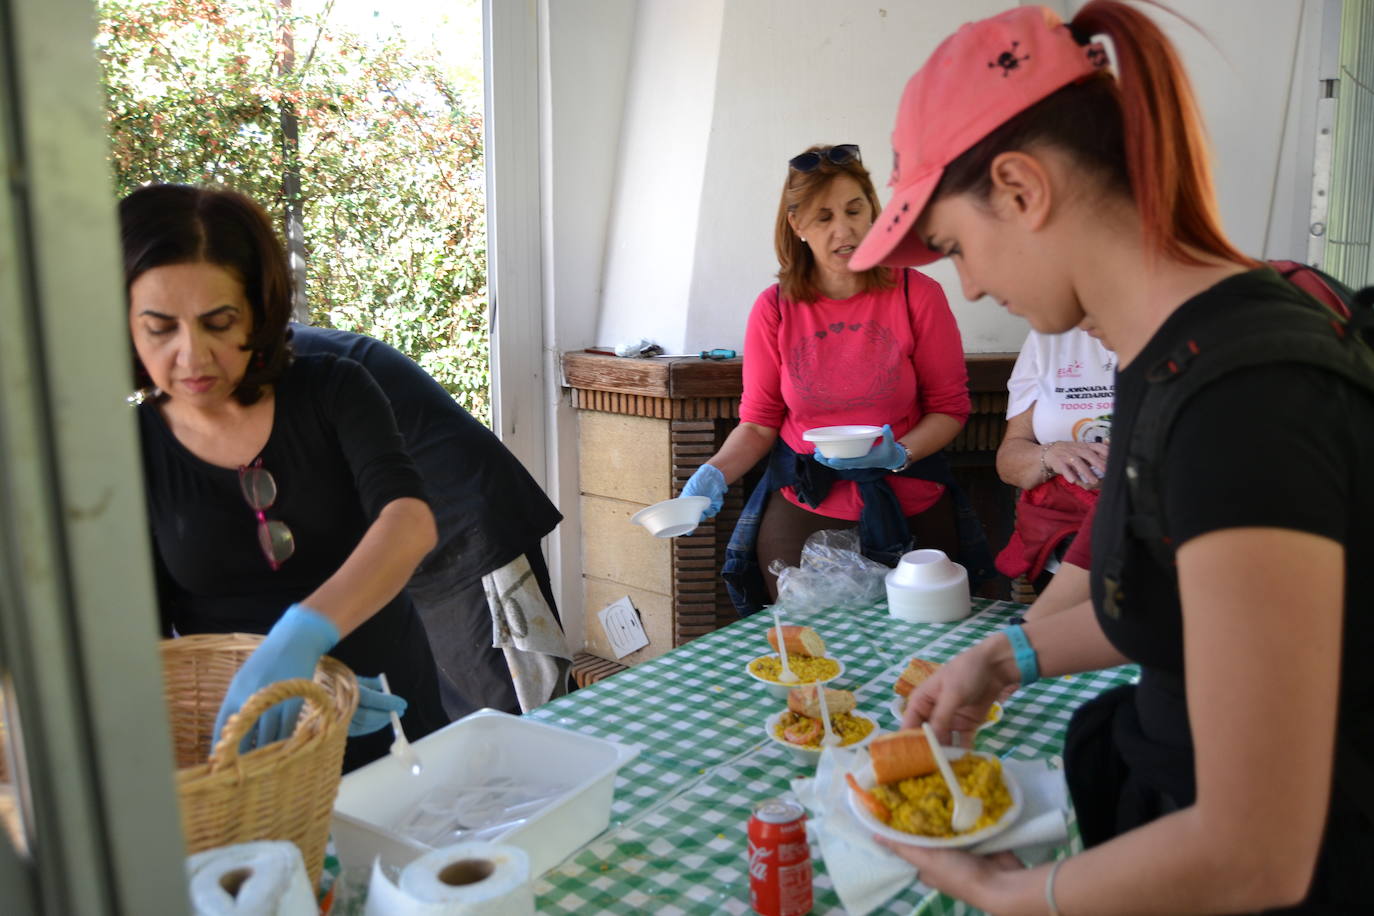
[139,353,448,763]
[288,325,563,592]
[1089,269,1374,898]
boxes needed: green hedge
[99,0,490,423]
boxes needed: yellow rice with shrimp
[774,711,875,749]
[872,755,1012,837]
[749,654,840,684]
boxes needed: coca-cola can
[747,797,812,916]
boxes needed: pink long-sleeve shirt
[738,269,970,520]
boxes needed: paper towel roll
[364,842,534,916]
[186,841,316,916]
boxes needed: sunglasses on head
[788,144,861,172]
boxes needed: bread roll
[786,685,856,719]
[869,729,937,784]
[894,657,941,697]
[765,625,826,658]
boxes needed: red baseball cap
[850,6,1108,271]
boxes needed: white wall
[595,1,726,349]
[1081,0,1318,260]
[540,0,639,651]
[592,0,1018,355]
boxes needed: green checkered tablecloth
[527,599,1137,915]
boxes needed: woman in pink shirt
[682,144,973,604]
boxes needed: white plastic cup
[885,549,970,623]
[890,549,957,585]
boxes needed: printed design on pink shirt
[788,320,900,410]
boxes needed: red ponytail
[1070,1,1253,266]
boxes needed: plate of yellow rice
[846,748,1023,848]
[764,709,879,765]
[745,654,845,699]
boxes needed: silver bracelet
[1045,856,1067,916]
[891,441,914,472]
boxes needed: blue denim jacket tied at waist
[721,437,993,616]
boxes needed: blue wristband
[1004,624,1040,687]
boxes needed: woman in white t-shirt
[994,321,1115,589]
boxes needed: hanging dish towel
[482,555,573,712]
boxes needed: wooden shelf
[562,351,743,399]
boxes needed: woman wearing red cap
[871,3,1373,913]
[680,144,985,610]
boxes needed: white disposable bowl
[630,496,710,538]
[846,749,1023,849]
[886,558,970,624]
[802,425,883,459]
[890,549,958,586]
[745,655,845,700]
[764,710,880,766]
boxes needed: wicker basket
[161,633,359,887]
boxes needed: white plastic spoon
[921,721,982,833]
[772,608,799,684]
[816,686,840,748]
[378,672,423,776]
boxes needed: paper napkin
[792,746,916,916]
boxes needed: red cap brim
[850,167,944,270]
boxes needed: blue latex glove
[351,675,409,737]
[812,424,908,471]
[212,604,341,754]
[680,463,727,519]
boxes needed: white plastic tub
[330,708,639,876]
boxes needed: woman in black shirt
[123,184,448,771]
[852,3,1372,913]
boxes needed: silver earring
[800,236,807,242]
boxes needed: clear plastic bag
[768,528,889,616]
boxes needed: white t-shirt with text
[1006,328,1115,445]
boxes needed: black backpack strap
[1121,284,1374,828]
[1274,261,1374,344]
[1125,291,1374,570]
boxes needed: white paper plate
[744,655,845,700]
[846,749,1023,849]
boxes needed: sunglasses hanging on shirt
[238,458,296,570]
